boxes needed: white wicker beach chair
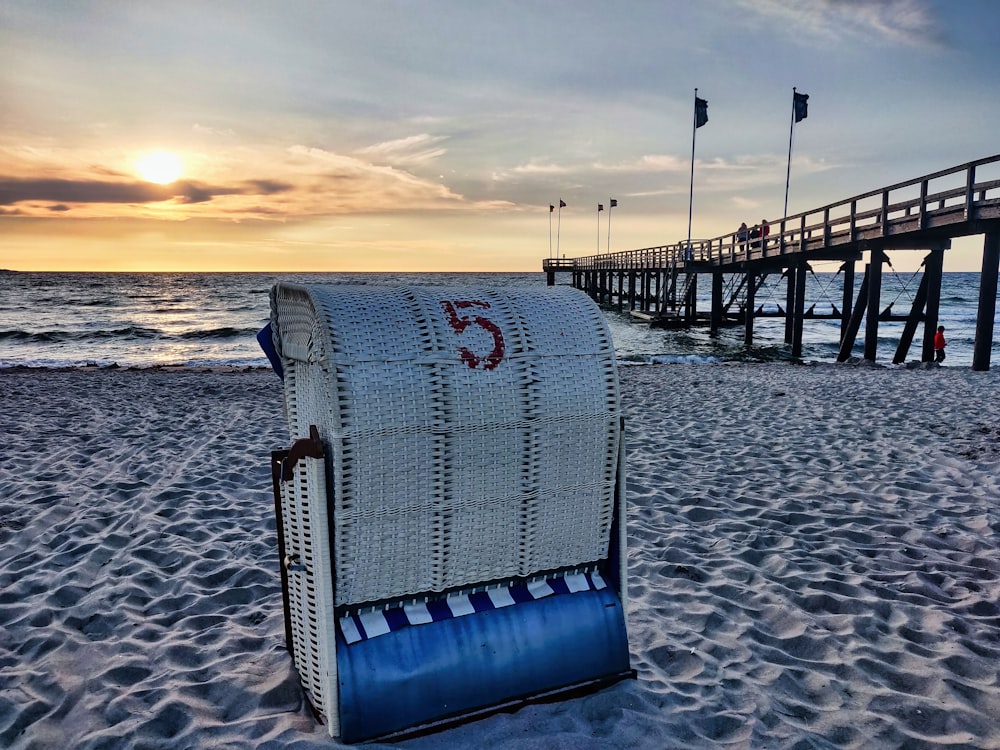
[266,283,631,742]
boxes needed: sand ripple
[3,364,1000,748]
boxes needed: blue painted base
[336,586,630,743]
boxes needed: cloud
[0,178,172,205]
[354,134,448,166]
[732,0,942,47]
[0,141,511,221]
[192,123,237,139]
[600,155,691,173]
[0,177,292,208]
[506,163,573,176]
[492,154,690,183]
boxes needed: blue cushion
[337,585,630,742]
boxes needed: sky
[2,0,999,273]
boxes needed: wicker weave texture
[271,283,621,607]
[279,362,340,734]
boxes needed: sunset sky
[2,0,999,272]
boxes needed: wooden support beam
[791,260,807,359]
[837,265,870,361]
[784,267,795,344]
[744,270,756,348]
[724,274,747,315]
[710,272,723,335]
[892,265,930,364]
[685,273,698,322]
[920,248,944,362]
[864,250,885,361]
[841,261,855,340]
[918,179,928,230]
[964,164,977,220]
[973,232,1000,371]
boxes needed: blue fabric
[468,591,495,611]
[426,598,452,621]
[256,323,284,380]
[336,584,630,743]
[549,576,570,595]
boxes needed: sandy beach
[2,363,1000,749]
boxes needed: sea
[1,270,997,370]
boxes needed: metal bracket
[281,424,325,482]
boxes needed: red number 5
[440,300,505,370]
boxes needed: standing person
[737,222,749,251]
[760,219,771,249]
[934,325,947,363]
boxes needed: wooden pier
[543,155,1000,369]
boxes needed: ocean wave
[0,356,271,370]
[0,326,162,343]
[619,353,723,365]
[17,295,118,308]
[178,326,259,340]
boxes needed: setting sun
[135,150,183,184]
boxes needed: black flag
[610,198,618,208]
[559,199,567,208]
[695,97,708,128]
[598,203,604,212]
[793,91,809,123]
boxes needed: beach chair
[264,283,632,742]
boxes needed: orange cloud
[0,140,513,222]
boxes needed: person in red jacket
[934,325,946,363]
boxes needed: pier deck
[543,155,1000,369]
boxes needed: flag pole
[784,87,796,220]
[549,205,553,258]
[596,203,602,253]
[686,88,698,260]
[607,198,613,253]
[557,199,563,257]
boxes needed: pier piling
[973,232,1000,371]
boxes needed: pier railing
[543,154,1000,273]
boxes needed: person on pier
[750,219,771,249]
[737,222,749,251]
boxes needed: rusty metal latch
[281,424,325,482]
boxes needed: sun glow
[135,150,184,184]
